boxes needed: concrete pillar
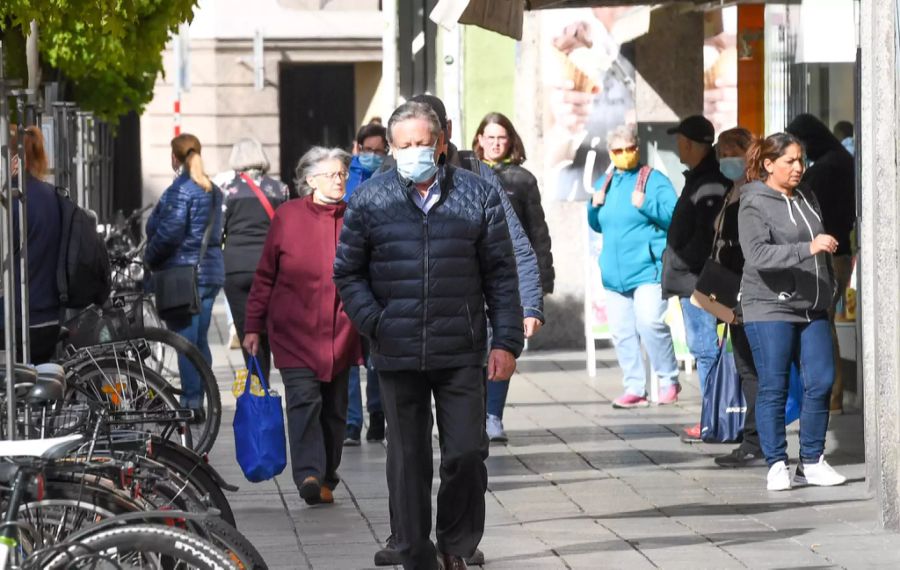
[859,0,900,530]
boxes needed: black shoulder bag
[153,190,219,322]
[691,187,742,324]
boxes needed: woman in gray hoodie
[738,132,846,492]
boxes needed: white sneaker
[486,414,508,443]
[767,461,792,491]
[794,456,847,487]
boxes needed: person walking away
[243,147,362,505]
[145,134,224,411]
[0,127,62,364]
[344,121,388,446]
[661,115,729,441]
[334,101,524,570]
[472,112,555,441]
[738,132,846,491]
[221,137,289,384]
[587,125,680,408]
[786,114,855,414]
[709,127,765,468]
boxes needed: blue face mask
[358,152,384,172]
[719,156,746,181]
[395,146,438,183]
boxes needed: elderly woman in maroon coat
[243,146,362,506]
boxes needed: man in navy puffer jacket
[334,101,523,570]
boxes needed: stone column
[859,0,900,530]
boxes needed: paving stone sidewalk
[204,300,897,569]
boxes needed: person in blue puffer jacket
[145,133,225,410]
[587,125,680,409]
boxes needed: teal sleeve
[587,202,603,233]
[638,171,677,230]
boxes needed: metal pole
[11,91,31,365]
[75,112,88,211]
[0,41,21,439]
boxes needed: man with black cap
[661,115,730,441]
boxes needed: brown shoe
[298,476,321,505]
[319,486,334,504]
[441,553,467,570]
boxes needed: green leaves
[1,0,198,122]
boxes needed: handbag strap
[245,355,272,396]
[711,185,735,262]
[196,189,219,270]
[240,173,275,220]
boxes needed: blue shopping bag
[233,355,287,482]
[701,328,746,443]
[785,363,803,425]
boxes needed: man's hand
[523,317,543,339]
[242,333,260,356]
[488,348,516,381]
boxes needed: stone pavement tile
[809,534,900,568]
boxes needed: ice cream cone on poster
[554,49,600,94]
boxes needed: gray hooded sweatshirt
[738,181,836,323]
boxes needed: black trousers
[731,324,760,454]
[282,367,349,490]
[0,325,60,365]
[380,366,489,570]
[224,272,271,382]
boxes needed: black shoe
[298,476,321,505]
[366,412,385,442]
[715,447,766,468]
[464,548,484,565]
[373,534,401,566]
[344,424,361,447]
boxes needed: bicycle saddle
[27,363,67,404]
[0,433,84,460]
[0,363,38,396]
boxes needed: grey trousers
[281,367,349,490]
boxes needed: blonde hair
[171,133,212,192]
[10,126,49,180]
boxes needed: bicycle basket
[64,306,133,349]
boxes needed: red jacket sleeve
[244,211,283,334]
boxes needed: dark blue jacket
[333,166,524,372]
[145,173,225,287]
[0,175,62,329]
[345,155,374,201]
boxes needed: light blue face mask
[395,146,438,183]
[719,156,747,181]
[358,152,385,172]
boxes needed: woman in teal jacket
[587,125,680,409]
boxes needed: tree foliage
[1,0,198,122]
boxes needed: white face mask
[394,146,438,183]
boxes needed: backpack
[55,188,111,309]
[593,164,653,206]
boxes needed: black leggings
[224,272,272,382]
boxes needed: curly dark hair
[745,132,803,181]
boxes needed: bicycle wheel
[135,327,221,455]
[147,437,235,526]
[67,358,193,450]
[196,516,267,570]
[37,524,239,570]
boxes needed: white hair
[229,137,270,173]
[606,125,639,150]
[294,146,351,197]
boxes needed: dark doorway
[279,64,356,195]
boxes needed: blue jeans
[347,360,382,429]
[487,380,510,419]
[679,298,719,391]
[606,284,680,397]
[744,318,834,466]
[165,285,219,409]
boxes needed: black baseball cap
[409,93,448,133]
[667,115,715,144]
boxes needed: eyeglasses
[311,171,349,181]
[361,147,387,155]
[610,145,638,155]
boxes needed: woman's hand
[591,191,605,207]
[523,317,543,339]
[810,234,838,256]
[242,333,260,356]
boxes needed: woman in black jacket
[472,112,554,442]
[221,137,290,382]
[709,127,764,468]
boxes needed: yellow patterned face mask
[609,148,640,171]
